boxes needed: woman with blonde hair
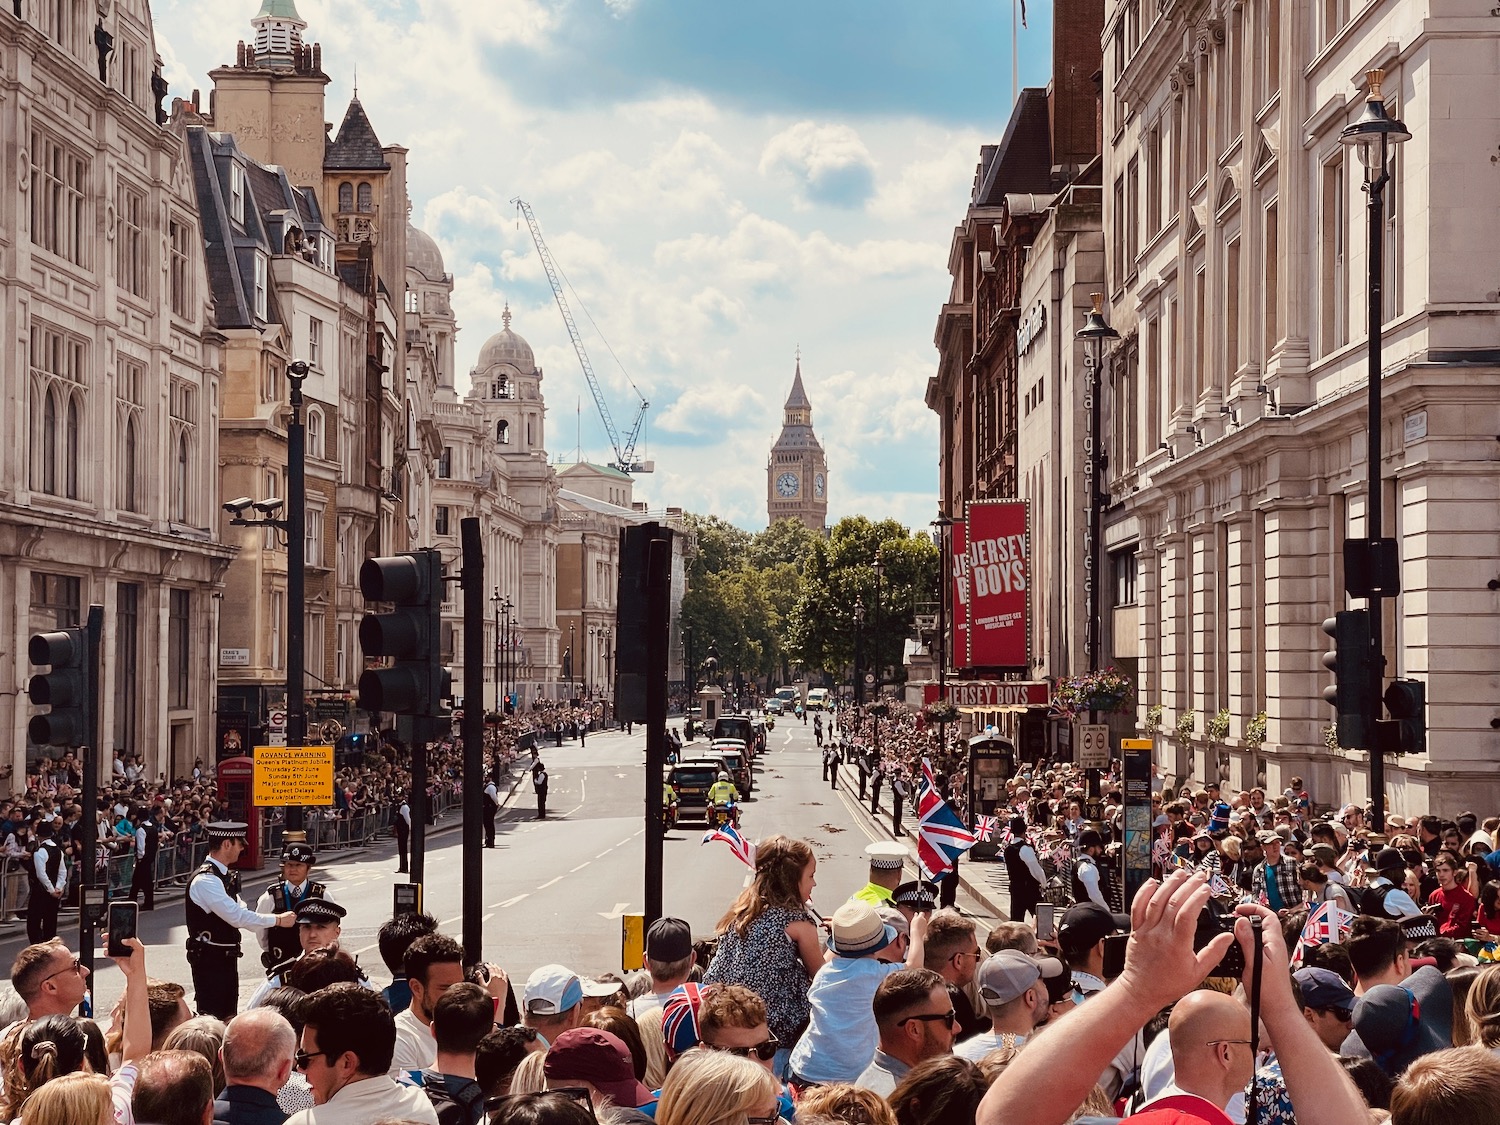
[1463,963,1500,1048]
[16,1071,111,1125]
[654,1049,779,1125]
[797,1082,898,1125]
[703,836,822,1074]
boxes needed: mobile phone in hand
[107,902,138,959]
[1036,903,1056,943]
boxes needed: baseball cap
[644,917,693,962]
[1293,967,1356,1012]
[1256,830,1282,845]
[1310,844,1340,867]
[662,982,707,1060]
[544,1028,653,1108]
[1350,965,1453,1076]
[1058,902,1130,954]
[976,949,1045,1005]
[523,964,584,1016]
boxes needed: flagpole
[1012,0,1019,108]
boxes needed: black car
[671,762,720,824]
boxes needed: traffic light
[27,628,92,747]
[357,550,445,716]
[1321,610,1372,749]
[1383,678,1426,755]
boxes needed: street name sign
[1077,724,1110,769]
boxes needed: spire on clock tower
[767,353,829,532]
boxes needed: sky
[153,0,1056,532]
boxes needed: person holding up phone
[186,822,296,1020]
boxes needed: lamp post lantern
[1338,69,1409,833]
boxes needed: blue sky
[154,0,1056,531]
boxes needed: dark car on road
[670,762,720,824]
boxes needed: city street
[16,714,1000,1017]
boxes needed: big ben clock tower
[767,355,829,531]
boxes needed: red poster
[964,500,1029,669]
[949,517,969,671]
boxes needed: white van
[806,688,831,711]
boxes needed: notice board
[253,745,335,807]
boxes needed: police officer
[483,775,500,847]
[849,841,909,907]
[393,795,411,874]
[246,898,360,1009]
[254,842,334,970]
[129,805,161,910]
[532,760,549,820]
[27,820,67,943]
[186,822,295,1020]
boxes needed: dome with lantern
[476,305,536,376]
[406,224,447,282]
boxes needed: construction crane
[511,198,653,474]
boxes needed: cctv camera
[223,497,254,515]
[254,497,285,514]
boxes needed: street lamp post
[491,588,502,718]
[1339,69,1409,833]
[1076,295,1119,807]
[568,623,576,701]
[853,597,865,706]
[872,551,885,703]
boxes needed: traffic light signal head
[27,629,90,746]
[1321,610,1372,750]
[1383,678,1426,755]
[357,551,444,716]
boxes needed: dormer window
[230,164,246,225]
[252,253,267,320]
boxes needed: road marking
[441,916,460,926]
[597,901,631,919]
[538,876,562,889]
[596,849,613,859]
[570,862,590,872]
[616,837,633,848]
[483,913,494,923]
[495,894,529,908]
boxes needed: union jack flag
[701,823,756,869]
[975,814,1001,841]
[1289,900,1356,965]
[1209,871,1235,898]
[917,758,978,879]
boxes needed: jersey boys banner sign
[949,518,969,667]
[964,500,1030,669]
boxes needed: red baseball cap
[543,1028,653,1109]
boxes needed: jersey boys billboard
[962,500,1030,669]
[949,517,969,667]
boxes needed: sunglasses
[1313,1006,1354,1022]
[900,1009,957,1030]
[549,1088,597,1119]
[707,1033,780,1061]
[747,1116,779,1125]
[41,957,82,985]
[292,1049,337,1070]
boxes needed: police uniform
[130,808,161,910]
[254,842,333,969]
[26,827,67,944]
[245,898,364,1009]
[849,841,909,907]
[186,822,279,1020]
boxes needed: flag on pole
[1019,0,1028,28]
[701,823,756,869]
[975,814,1000,841]
[917,759,978,879]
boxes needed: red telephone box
[217,757,264,871]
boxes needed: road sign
[864,673,875,684]
[1077,723,1110,769]
[268,710,287,730]
[252,745,335,807]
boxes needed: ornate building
[766,359,829,531]
[2,0,230,784]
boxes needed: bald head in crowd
[1167,990,1256,1114]
[222,1008,297,1093]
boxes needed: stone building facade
[2,0,231,783]
[1097,0,1500,811]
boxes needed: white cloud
[759,121,878,209]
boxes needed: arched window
[496,419,509,444]
[65,394,80,499]
[121,414,138,511]
[338,182,353,211]
[357,183,373,213]
[42,388,58,495]
[174,432,189,522]
[306,406,323,460]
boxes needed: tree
[750,519,822,573]
[683,513,752,583]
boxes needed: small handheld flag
[701,823,756,869]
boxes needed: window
[118,359,146,512]
[338,182,353,211]
[306,406,323,460]
[270,591,284,671]
[1112,549,1138,606]
[115,583,139,755]
[230,164,246,225]
[1194,267,1207,397]
[173,433,190,522]
[405,289,419,314]
[1146,125,1162,239]
[168,589,190,709]
[1112,175,1126,288]
[1322,0,1346,47]
[1320,157,1347,355]
[253,253,268,320]
[437,446,452,479]
[305,503,323,566]
[1225,238,1242,375]
[30,129,88,266]
[335,621,348,683]
[492,378,508,399]
[169,217,193,318]
[1223,9,1243,148]
[118,39,140,106]
[29,324,87,499]
[1383,124,1401,325]
[357,183,373,213]
[341,420,357,483]
[1126,158,1139,271]
[1258,0,1280,108]
[1263,202,1279,361]
[170,380,197,524]
[306,613,324,681]
[435,505,451,536]
[1145,317,1161,450]
[119,414,139,511]
[116,181,148,298]
[29,573,81,633]
[308,317,323,368]
[37,0,83,53]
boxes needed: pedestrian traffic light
[357,550,445,716]
[27,628,92,747]
[1383,678,1426,755]
[1321,610,1372,749]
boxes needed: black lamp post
[225,358,309,838]
[1339,69,1409,834]
[568,623,576,700]
[853,598,865,706]
[872,551,885,703]
[1076,295,1118,808]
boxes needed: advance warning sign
[253,745,335,808]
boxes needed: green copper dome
[254,0,305,21]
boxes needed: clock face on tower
[776,471,799,497]
[814,473,825,497]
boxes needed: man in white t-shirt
[956,950,1063,1061]
[627,917,694,1019]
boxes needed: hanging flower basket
[923,701,960,724]
[1052,668,1134,719]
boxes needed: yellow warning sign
[253,745,335,807]
[1120,739,1154,750]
